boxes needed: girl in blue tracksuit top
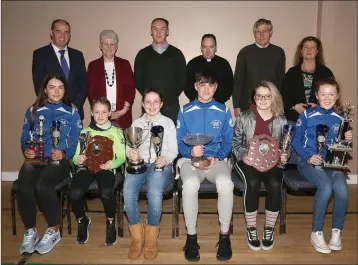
[18,73,82,256]
[292,77,353,254]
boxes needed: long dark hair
[30,73,71,130]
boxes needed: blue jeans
[297,157,348,232]
[123,163,172,226]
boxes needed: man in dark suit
[32,19,87,119]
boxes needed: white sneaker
[20,229,39,255]
[329,228,342,251]
[34,228,61,254]
[311,231,331,254]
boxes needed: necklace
[104,68,115,87]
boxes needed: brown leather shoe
[128,222,145,260]
[144,224,160,260]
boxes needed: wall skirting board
[1,171,358,184]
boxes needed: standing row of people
[32,17,334,126]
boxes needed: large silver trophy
[183,133,214,168]
[124,127,149,174]
[278,124,295,168]
[76,131,91,172]
[151,125,164,171]
[315,124,329,169]
[324,101,354,170]
[50,120,62,165]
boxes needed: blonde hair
[253,18,273,35]
[251,81,284,117]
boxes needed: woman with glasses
[232,81,288,251]
[123,88,178,260]
[281,36,334,123]
[87,29,135,129]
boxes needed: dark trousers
[161,103,180,125]
[237,161,283,212]
[17,160,70,229]
[69,170,116,219]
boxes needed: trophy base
[324,163,350,171]
[25,158,49,166]
[191,157,211,168]
[126,162,147,174]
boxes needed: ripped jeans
[123,163,172,226]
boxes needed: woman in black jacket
[281,36,334,122]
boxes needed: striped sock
[265,209,279,228]
[245,211,257,228]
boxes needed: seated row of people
[18,70,352,261]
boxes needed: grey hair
[100,29,119,44]
[253,18,273,34]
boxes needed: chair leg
[116,189,121,237]
[84,200,89,212]
[11,192,16,235]
[119,191,124,237]
[172,191,176,238]
[280,186,287,234]
[176,191,180,237]
[67,191,72,235]
[59,191,64,237]
[230,212,234,235]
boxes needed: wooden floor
[1,181,357,264]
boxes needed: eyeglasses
[254,94,272,100]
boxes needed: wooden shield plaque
[247,134,279,172]
[85,135,114,173]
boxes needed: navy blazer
[32,44,87,119]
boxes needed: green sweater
[134,44,186,104]
[232,43,286,109]
[72,124,126,172]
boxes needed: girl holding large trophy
[292,78,353,254]
[123,88,178,260]
[232,81,289,251]
[70,97,126,246]
[19,73,82,255]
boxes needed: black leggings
[69,170,116,219]
[17,160,70,229]
[236,160,283,212]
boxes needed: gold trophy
[324,101,354,170]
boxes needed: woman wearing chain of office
[87,29,136,129]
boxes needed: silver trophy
[50,120,62,165]
[124,127,149,174]
[278,124,295,168]
[76,131,91,172]
[325,101,354,170]
[25,115,48,165]
[183,133,214,168]
[151,125,164,171]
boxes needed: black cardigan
[281,64,334,122]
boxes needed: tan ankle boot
[144,224,160,260]
[128,222,144,260]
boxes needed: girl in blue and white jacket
[18,73,82,256]
[292,77,353,254]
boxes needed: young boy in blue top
[292,77,353,254]
[177,69,234,262]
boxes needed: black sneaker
[77,216,91,244]
[105,219,116,246]
[216,233,232,261]
[261,226,274,250]
[246,227,261,250]
[183,234,200,262]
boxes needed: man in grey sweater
[232,18,285,117]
